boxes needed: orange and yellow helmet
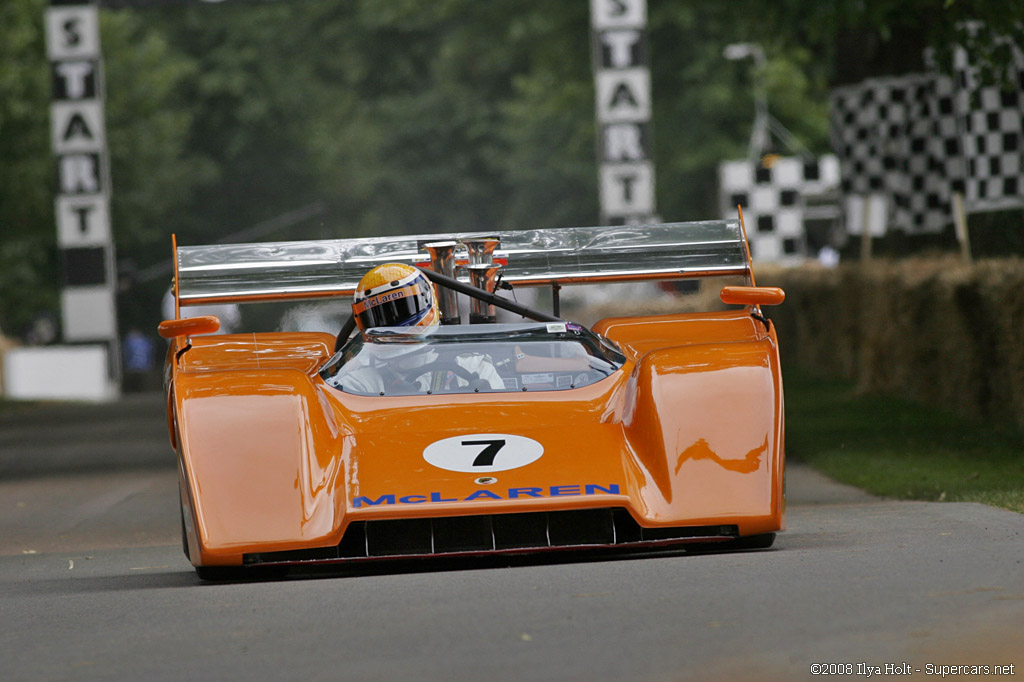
[352,263,439,332]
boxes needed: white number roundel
[423,434,544,473]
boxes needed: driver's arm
[334,365,385,395]
[456,353,504,389]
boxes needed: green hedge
[762,257,1024,428]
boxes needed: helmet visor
[354,284,431,329]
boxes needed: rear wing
[174,220,752,306]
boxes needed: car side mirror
[158,315,221,339]
[719,286,785,307]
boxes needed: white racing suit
[337,350,503,395]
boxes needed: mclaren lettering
[353,483,621,508]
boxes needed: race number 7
[461,439,506,467]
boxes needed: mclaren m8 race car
[158,220,786,580]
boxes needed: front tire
[195,565,246,582]
[195,565,288,582]
[180,507,190,560]
[730,532,776,550]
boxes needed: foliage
[750,0,1024,85]
[0,0,57,336]
[102,11,209,257]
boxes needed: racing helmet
[352,263,439,332]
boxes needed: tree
[0,0,59,337]
[740,0,1024,86]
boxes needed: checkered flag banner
[719,155,841,265]
[952,43,1024,212]
[831,74,964,234]
[829,39,1024,235]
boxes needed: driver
[340,263,503,395]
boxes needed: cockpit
[320,322,625,396]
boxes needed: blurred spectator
[24,312,58,345]
[122,328,157,392]
[817,246,840,268]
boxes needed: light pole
[724,42,768,162]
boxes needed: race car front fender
[621,338,784,535]
[175,369,345,565]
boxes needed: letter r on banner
[58,154,102,194]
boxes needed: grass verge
[784,367,1024,513]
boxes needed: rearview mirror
[158,315,221,339]
[719,286,785,307]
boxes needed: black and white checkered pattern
[831,77,912,196]
[830,41,1024,235]
[830,74,965,234]
[719,155,840,264]
[894,74,966,232]
[953,46,1024,211]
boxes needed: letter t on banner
[590,0,657,225]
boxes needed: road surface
[0,396,1020,681]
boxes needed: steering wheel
[397,358,493,391]
[399,360,478,384]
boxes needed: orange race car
[159,220,786,580]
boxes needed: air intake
[243,509,738,566]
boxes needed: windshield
[320,322,625,396]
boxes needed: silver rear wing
[174,220,752,306]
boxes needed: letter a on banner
[51,101,105,152]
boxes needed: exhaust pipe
[464,238,501,323]
[465,238,499,266]
[467,264,502,323]
[423,241,460,325]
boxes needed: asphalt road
[0,396,1021,681]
